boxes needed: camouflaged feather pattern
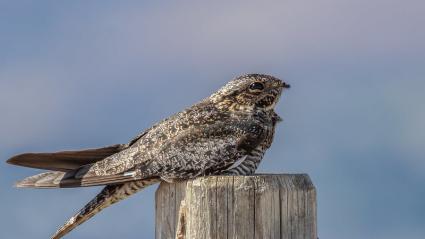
[8,73,290,239]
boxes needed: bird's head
[210,74,290,113]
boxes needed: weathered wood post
[155,174,317,239]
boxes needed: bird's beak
[282,82,290,89]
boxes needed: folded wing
[7,144,128,172]
[149,119,267,180]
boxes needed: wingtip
[6,156,17,165]
[6,153,29,166]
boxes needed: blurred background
[1,1,424,238]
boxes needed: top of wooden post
[155,174,317,239]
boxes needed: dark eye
[249,82,264,91]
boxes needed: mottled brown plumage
[7,73,290,238]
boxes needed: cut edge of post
[155,174,317,239]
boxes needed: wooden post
[155,174,317,239]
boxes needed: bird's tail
[51,178,160,239]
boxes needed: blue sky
[1,1,424,238]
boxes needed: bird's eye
[249,82,264,91]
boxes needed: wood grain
[155,174,317,239]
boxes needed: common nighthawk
[7,73,290,239]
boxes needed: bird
[7,73,290,239]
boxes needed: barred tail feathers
[51,178,160,239]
